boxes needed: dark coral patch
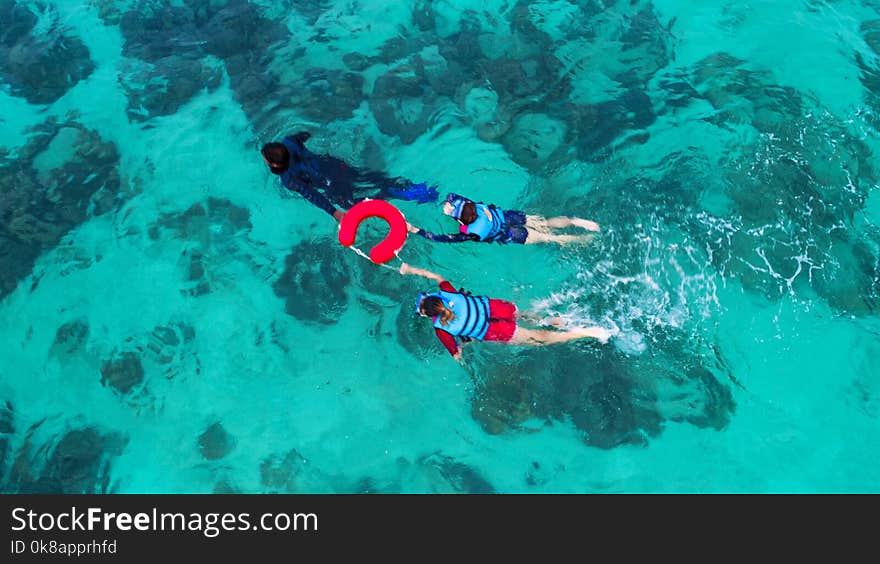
[5,424,127,493]
[0,119,123,301]
[198,422,236,460]
[273,239,349,324]
[100,352,145,394]
[0,1,95,104]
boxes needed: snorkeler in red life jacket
[400,262,614,362]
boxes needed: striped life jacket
[426,290,490,340]
[464,203,506,242]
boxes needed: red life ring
[338,199,408,264]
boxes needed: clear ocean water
[1,0,879,493]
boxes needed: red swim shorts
[483,299,518,342]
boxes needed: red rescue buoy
[338,199,408,264]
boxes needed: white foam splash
[528,223,722,356]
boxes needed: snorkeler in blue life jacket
[408,192,601,245]
[262,131,438,222]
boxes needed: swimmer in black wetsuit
[261,131,438,222]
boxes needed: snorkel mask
[445,193,467,221]
[414,293,429,316]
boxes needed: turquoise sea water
[1,0,879,493]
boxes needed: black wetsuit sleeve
[286,131,311,147]
[297,185,338,217]
[285,131,312,149]
[415,229,478,243]
[290,182,338,217]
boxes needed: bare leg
[509,326,611,346]
[545,216,601,232]
[524,231,594,245]
[517,313,568,328]
[525,215,549,231]
[527,215,600,234]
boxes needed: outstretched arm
[297,185,340,219]
[287,180,341,220]
[399,262,445,283]
[407,222,478,243]
[434,328,460,359]
[287,131,311,147]
[418,230,479,243]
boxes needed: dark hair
[459,202,478,225]
[421,296,455,326]
[261,142,290,173]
